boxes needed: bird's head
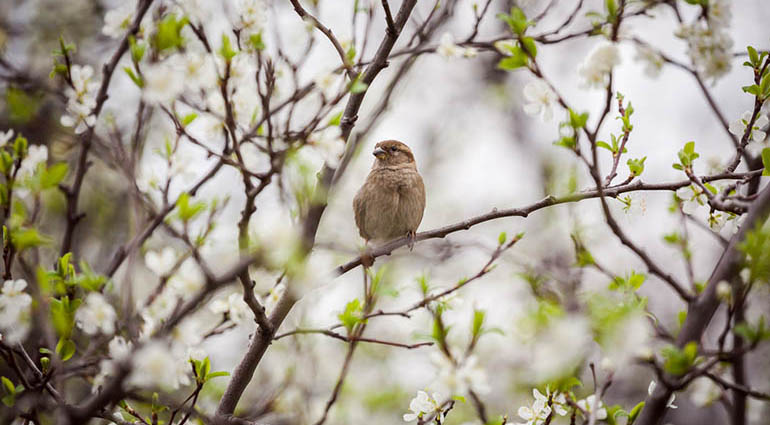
[372,140,416,168]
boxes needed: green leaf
[628,401,645,424]
[249,32,265,51]
[328,111,343,126]
[1,377,14,395]
[569,109,589,128]
[748,46,759,67]
[56,338,76,362]
[348,76,368,94]
[627,157,646,176]
[498,231,507,245]
[152,13,188,53]
[181,113,198,126]
[11,227,51,251]
[338,298,364,334]
[596,141,612,151]
[742,84,760,96]
[123,66,144,88]
[762,148,770,176]
[6,88,41,125]
[520,37,537,58]
[205,371,230,380]
[497,47,528,70]
[129,36,146,63]
[175,192,206,222]
[661,341,698,375]
[219,34,237,61]
[40,163,69,189]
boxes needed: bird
[353,140,426,262]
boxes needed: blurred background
[1,0,770,424]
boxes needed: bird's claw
[407,231,416,251]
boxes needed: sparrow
[353,140,426,254]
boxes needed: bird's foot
[406,231,416,251]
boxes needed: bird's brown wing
[353,187,370,240]
[398,169,426,233]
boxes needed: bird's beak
[373,147,386,158]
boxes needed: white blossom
[522,80,557,122]
[168,259,204,297]
[707,0,731,30]
[634,45,664,78]
[578,43,621,89]
[689,377,721,407]
[236,0,267,39]
[403,390,443,422]
[145,247,178,276]
[437,33,477,59]
[102,1,135,38]
[0,280,33,344]
[516,389,552,425]
[577,395,607,420]
[0,129,13,147]
[176,51,217,92]
[75,293,117,335]
[308,127,345,167]
[210,292,250,325]
[431,353,490,396]
[314,72,343,99]
[142,61,185,104]
[262,283,286,316]
[61,101,97,134]
[676,24,733,82]
[129,341,190,390]
[648,380,678,409]
[728,111,768,143]
[19,145,48,177]
[93,336,134,393]
[600,313,652,371]
[527,316,591,382]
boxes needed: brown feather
[353,141,426,244]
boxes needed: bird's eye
[390,146,398,152]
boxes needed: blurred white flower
[676,24,733,82]
[522,80,557,122]
[431,353,490,396]
[108,336,133,360]
[676,185,706,215]
[145,247,178,276]
[728,111,768,142]
[634,45,664,78]
[689,377,721,407]
[0,129,13,147]
[262,283,285,316]
[314,72,342,99]
[308,127,345,167]
[102,1,135,38]
[577,395,607,420]
[403,390,443,422]
[648,380,678,409]
[494,39,516,56]
[707,0,731,30]
[170,316,204,353]
[93,336,134,393]
[578,43,621,89]
[600,313,651,371]
[237,0,267,39]
[527,316,591,382]
[168,259,204,297]
[143,61,185,104]
[129,341,190,390]
[19,145,48,176]
[176,51,217,92]
[0,280,32,344]
[210,292,250,324]
[75,293,117,335]
[436,33,476,59]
